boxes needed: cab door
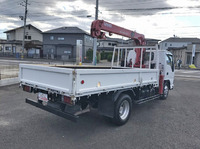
[165,53,175,89]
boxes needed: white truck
[19,45,174,125]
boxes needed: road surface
[0,69,200,149]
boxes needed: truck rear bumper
[25,98,78,122]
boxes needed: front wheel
[160,82,169,100]
[113,94,132,126]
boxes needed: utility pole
[92,0,99,65]
[21,0,28,59]
[191,44,196,65]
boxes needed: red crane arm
[91,20,145,46]
[91,20,146,67]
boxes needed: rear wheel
[113,94,132,126]
[160,82,169,100]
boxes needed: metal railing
[111,45,159,70]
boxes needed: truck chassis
[20,45,172,125]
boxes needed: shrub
[101,51,113,60]
[86,49,93,61]
[86,49,100,63]
[107,54,113,62]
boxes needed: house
[98,37,160,52]
[159,37,200,51]
[0,39,6,53]
[126,38,160,47]
[146,38,160,46]
[43,27,93,61]
[0,24,43,58]
[168,43,200,68]
[162,37,200,68]
[97,37,129,52]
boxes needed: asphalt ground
[0,71,200,149]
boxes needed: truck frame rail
[25,98,78,122]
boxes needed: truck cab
[144,50,174,89]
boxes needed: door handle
[167,72,169,75]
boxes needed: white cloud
[0,0,200,40]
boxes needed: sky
[0,0,200,40]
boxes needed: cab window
[166,54,174,72]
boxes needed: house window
[50,36,54,40]
[108,43,111,46]
[112,43,116,46]
[165,43,167,47]
[25,36,31,39]
[5,46,11,51]
[58,37,64,40]
[86,36,89,43]
[7,35,10,40]
[186,54,191,64]
[170,44,172,46]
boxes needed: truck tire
[113,94,132,126]
[160,82,169,100]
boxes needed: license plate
[38,93,48,102]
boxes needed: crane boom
[90,20,146,67]
[91,20,145,45]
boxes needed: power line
[103,11,200,17]
[106,6,200,12]
[1,10,200,18]
[27,13,92,22]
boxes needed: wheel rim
[163,85,169,97]
[119,100,130,120]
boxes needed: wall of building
[43,33,93,60]
[6,31,15,40]
[169,48,187,66]
[2,26,42,57]
[43,33,85,45]
[14,26,43,42]
[0,43,26,56]
[196,53,200,68]
[159,42,189,50]
[187,44,200,67]
[98,41,117,48]
[2,44,22,53]
[84,35,93,57]
[187,44,200,52]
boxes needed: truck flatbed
[20,64,159,99]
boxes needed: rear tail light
[63,96,73,104]
[23,85,32,93]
